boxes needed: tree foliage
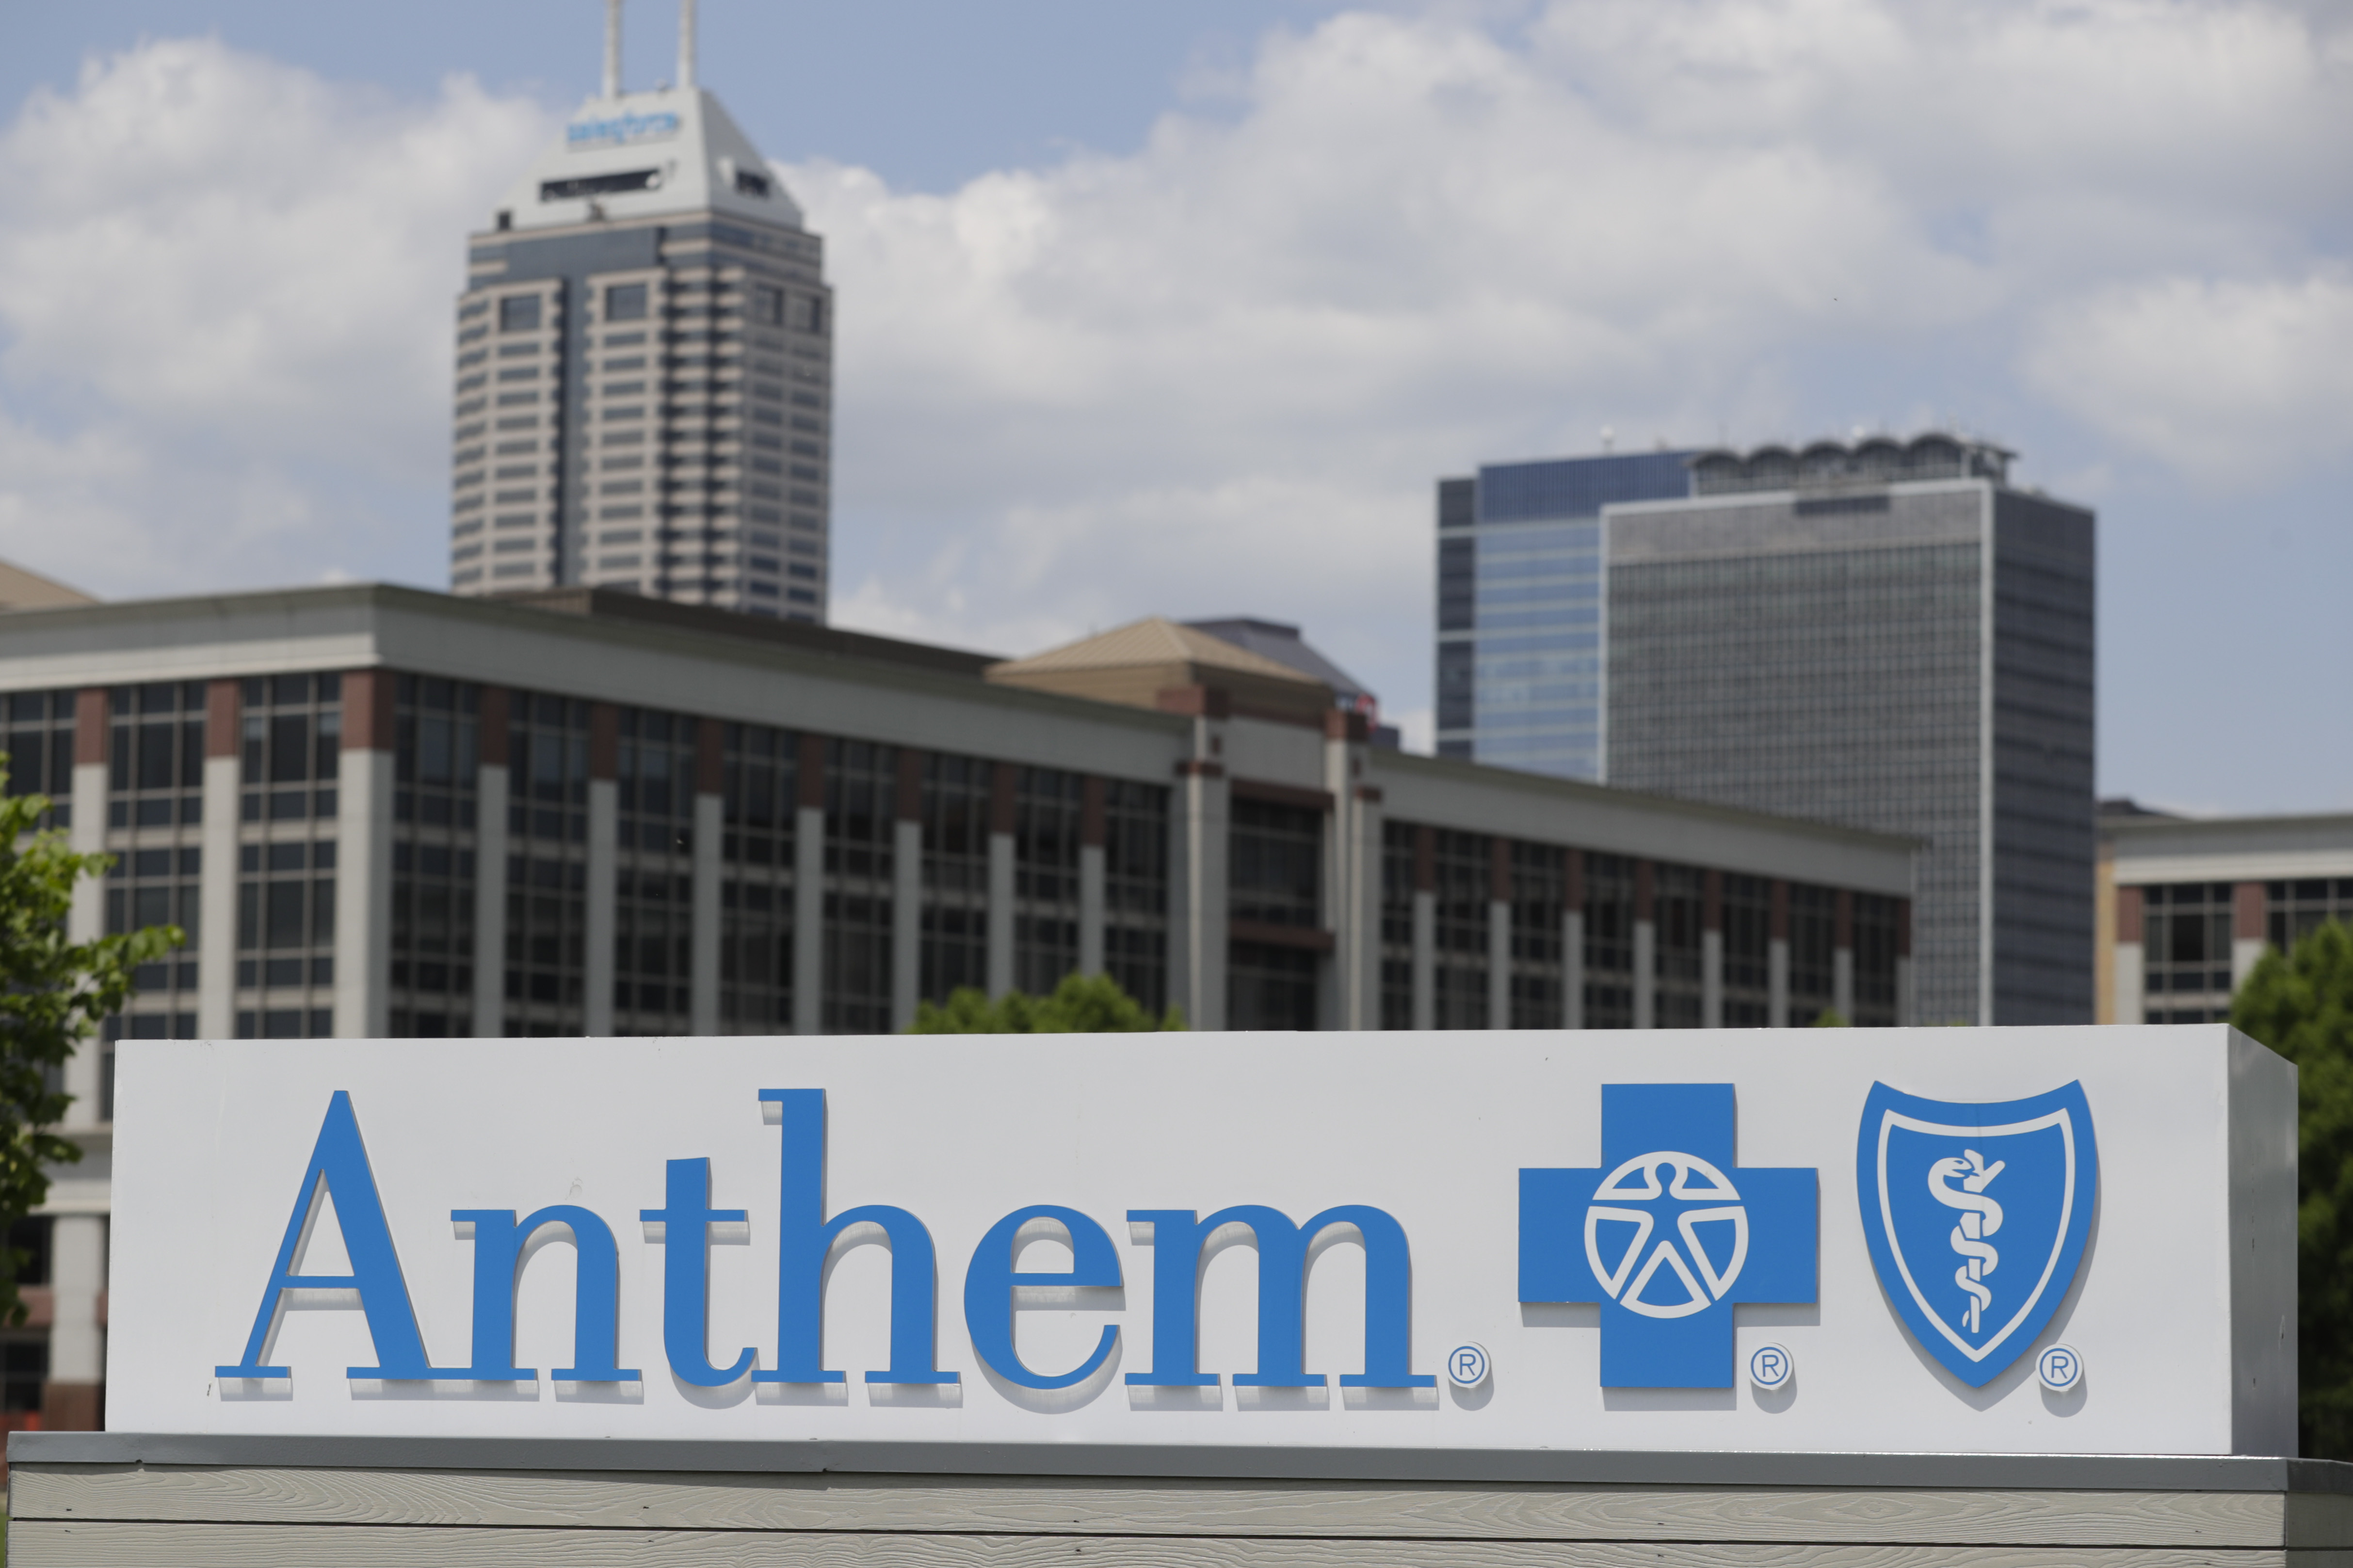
[908,972,1184,1034]
[0,764,181,1326]
[2233,919,2353,1458]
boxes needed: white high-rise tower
[448,0,832,621]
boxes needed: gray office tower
[449,6,831,620]
[1434,435,2095,1024]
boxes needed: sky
[0,1,2347,815]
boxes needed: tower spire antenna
[678,0,697,90]
[603,0,622,99]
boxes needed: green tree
[1810,1008,1851,1027]
[0,762,181,1327]
[908,972,1184,1034]
[2232,919,2353,1457]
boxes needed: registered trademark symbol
[1748,1343,1793,1390]
[1445,1342,1490,1388]
[2036,1344,2082,1393]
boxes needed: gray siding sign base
[11,1437,2353,1568]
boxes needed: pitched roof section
[0,558,96,612]
[986,617,1335,729]
[1184,617,1373,706]
[990,617,1323,687]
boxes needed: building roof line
[0,584,1204,755]
[1372,749,1921,854]
[2107,810,2353,836]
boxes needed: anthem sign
[109,1026,2293,1456]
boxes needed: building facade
[2099,805,2353,1025]
[1436,436,2093,1025]
[1602,435,2095,1026]
[449,37,831,619]
[1433,451,1694,779]
[0,582,1917,1429]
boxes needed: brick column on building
[196,680,242,1040]
[583,703,620,1037]
[1833,888,1856,1024]
[1768,879,1791,1027]
[690,718,723,1035]
[1701,867,1724,1029]
[1322,710,1378,1030]
[1410,825,1435,1031]
[1562,848,1586,1030]
[69,689,110,1111]
[792,733,824,1035]
[471,688,511,1039]
[891,749,923,1031]
[2111,886,2144,1028]
[1078,774,1107,980]
[1167,692,1231,1032]
[986,762,1017,1000]
[1632,859,1656,1030]
[66,688,107,944]
[334,669,395,1039]
[1344,783,1385,1031]
[42,1211,103,1433]
[2232,881,2269,989]
[47,688,110,1432]
[1487,836,1512,1030]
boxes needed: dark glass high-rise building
[449,14,831,621]
[1434,451,1695,779]
[1434,435,2096,1024]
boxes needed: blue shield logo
[1856,1081,2097,1389]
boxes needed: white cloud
[0,7,2346,743]
[799,0,2351,707]
[2023,272,2353,480]
[0,38,551,594]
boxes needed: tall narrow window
[719,723,796,1032]
[919,754,989,1004]
[1102,781,1169,1017]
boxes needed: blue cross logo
[1519,1084,1816,1388]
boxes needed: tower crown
[492,85,802,234]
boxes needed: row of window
[390,691,1172,1036]
[493,282,827,336]
[1376,823,1899,1031]
[2131,879,2353,1005]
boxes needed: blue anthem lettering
[218,1090,1430,1397]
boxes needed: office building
[448,6,831,619]
[0,582,1915,1427]
[1603,435,2093,1025]
[1435,434,2094,1025]
[1434,451,1694,778]
[2098,801,2353,1024]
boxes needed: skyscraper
[1432,433,2096,1024]
[448,1,832,620]
[1433,451,1695,779]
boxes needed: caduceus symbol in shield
[1856,1081,2097,1389]
[1927,1150,2005,1333]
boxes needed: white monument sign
[105,1025,2293,1455]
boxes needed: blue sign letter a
[216,1090,442,1380]
[1520,1084,1815,1389]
